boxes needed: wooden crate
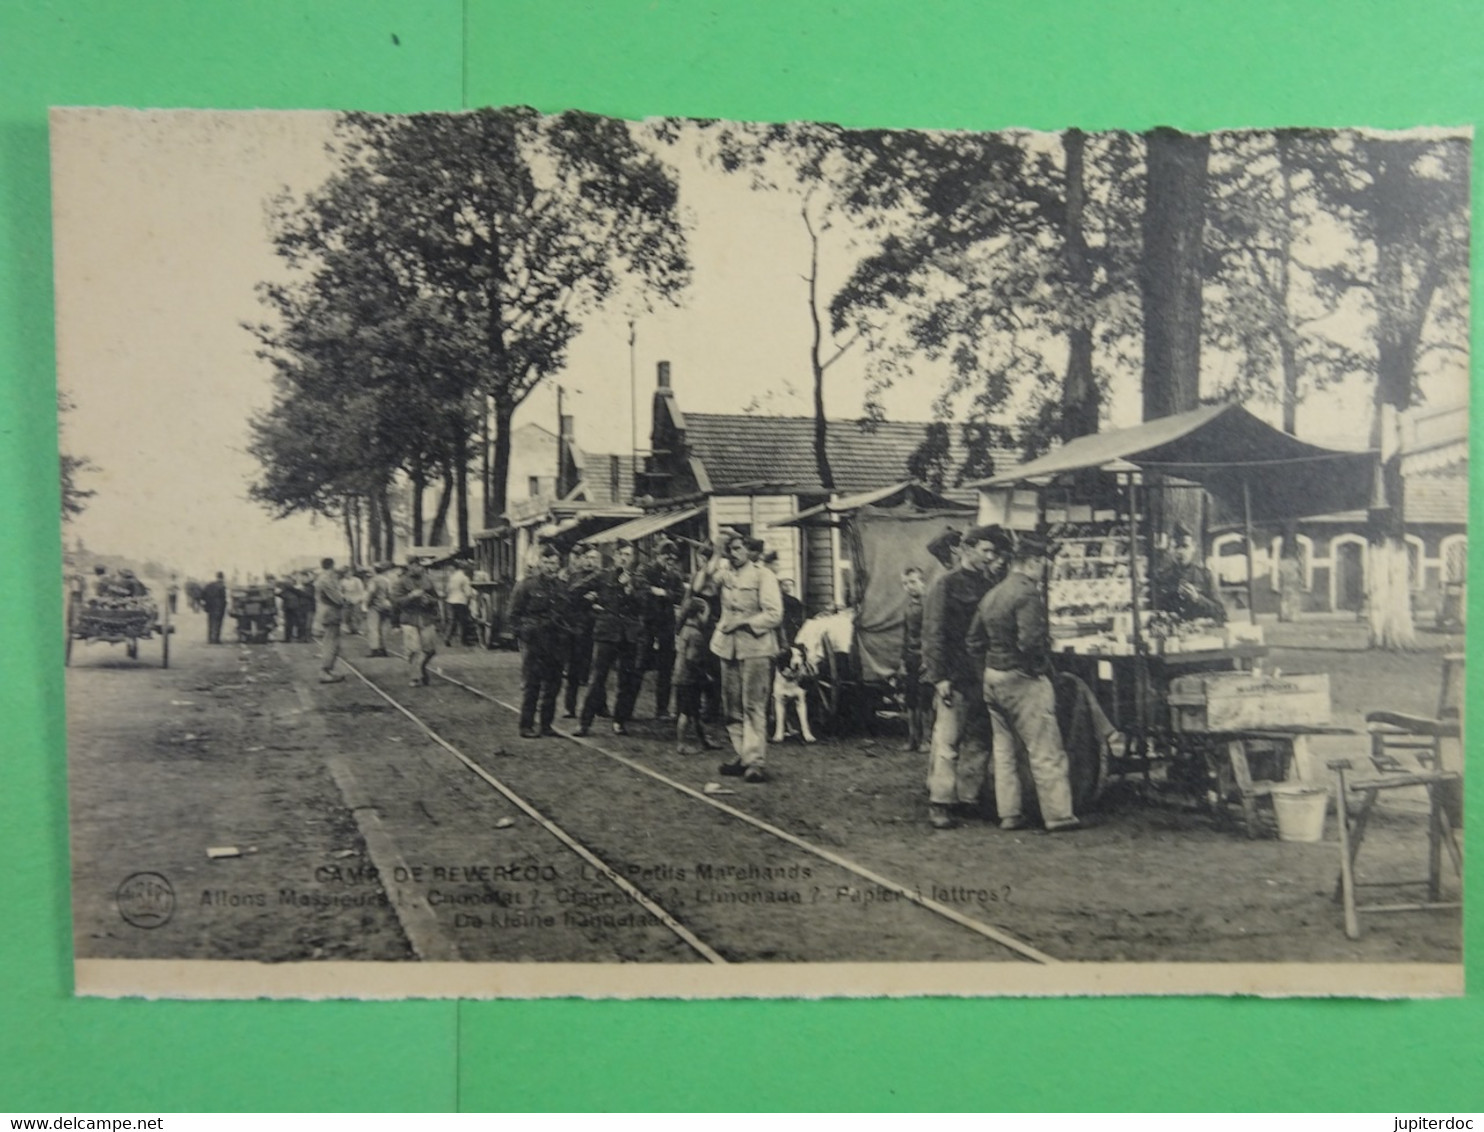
[1168,671,1331,732]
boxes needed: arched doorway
[1334,538,1367,613]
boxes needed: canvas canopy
[847,504,970,684]
[972,403,1378,524]
[779,481,974,527]
[588,504,706,544]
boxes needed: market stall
[780,481,975,733]
[972,404,1377,809]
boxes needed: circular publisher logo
[116,872,175,929]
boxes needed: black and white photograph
[53,107,1467,998]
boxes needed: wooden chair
[1329,706,1463,939]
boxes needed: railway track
[339,650,1057,966]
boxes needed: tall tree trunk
[1274,132,1301,435]
[803,204,835,492]
[378,486,395,560]
[342,498,356,563]
[368,488,383,562]
[1060,128,1098,441]
[455,428,470,551]
[1141,128,1209,420]
[429,464,453,547]
[1141,128,1211,545]
[1366,145,1418,649]
[410,460,426,548]
[480,395,493,529]
[491,396,515,523]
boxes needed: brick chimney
[657,360,671,389]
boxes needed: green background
[1,0,1478,1112]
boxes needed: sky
[50,110,1468,579]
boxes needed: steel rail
[396,651,1058,965]
[341,658,728,966]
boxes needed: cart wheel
[811,648,843,735]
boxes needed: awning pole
[1127,473,1143,650]
[1243,477,1258,625]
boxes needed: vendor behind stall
[1154,523,1226,624]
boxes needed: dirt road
[66,611,1462,971]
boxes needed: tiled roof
[682,413,1015,497]
[571,449,636,506]
[1405,472,1468,525]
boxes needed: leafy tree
[1300,130,1470,648]
[251,108,689,551]
[58,391,97,524]
[834,130,1143,462]
[1204,130,1371,433]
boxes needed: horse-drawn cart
[65,581,172,667]
[229,584,278,643]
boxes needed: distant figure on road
[202,572,228,644]
[341,569,367,636]
[166,576,180,614]
[443,557,474,647]
[313,558,347,684]
[365,561,396,657]
[393,559,441,687]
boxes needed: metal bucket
[1271,784,1329,842]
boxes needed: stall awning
[970,403,1378,524]
[588,505,706,544]
[778,481,975,527]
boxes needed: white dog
[772,644,817,743]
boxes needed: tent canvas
[848,505,970,684]
[971,403,1377,524]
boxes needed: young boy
[899,565,929,752]
[672,597,718,754]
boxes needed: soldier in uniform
[202,571,228,644]
[1154,522,1226,623]
[921,524,1011,829]
[508,543,571,738]
[967,531,1079,833]
[575,540,646,737]
[392,559,441,687]
[708,531,784,783]
[638,538,687,721]
[561,542,604,718]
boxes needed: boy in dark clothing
[672,598,717,754]
[898,566,929,753]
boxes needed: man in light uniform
[444,556,475,647]
[313,558,347,684]
[967,531,1079,832]
[365,561,396,657]
[393,558,441,686]
[708,532,783,783]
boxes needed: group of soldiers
[507,532,790,783]
[895,524,1084,833]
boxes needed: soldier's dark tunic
[578,565,646,729]
[562,563,603,716]
[637,556,686,717]
[508,570,572,733]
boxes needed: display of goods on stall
[77,596,158,638]
[1048,522,1148,635]
[1168,670,1331,732]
